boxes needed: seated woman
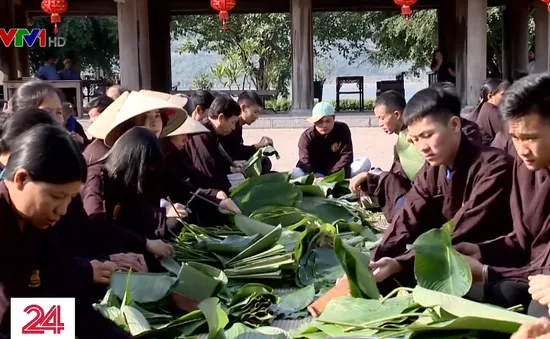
[84,91,186,164]
[293,102,359,179]
[469,79,511,145]
[80,127,181,272]
[0,124,131,338]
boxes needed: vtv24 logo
[11,298,75,338]
[0,29,66,48]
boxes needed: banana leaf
[243,146,281,179]
[228,245,287,267]
[411,221,472,297]
[110,272,176,304]
[297,196,362,229]
[249,206,324,231]
[137,310,207,338]
[228,284,279,327]
[290,174,315,185]
[228,225,283,264]
[231,172,290,199]
[234,182,303,216]
[295,224,344,288]
[225,256,294,277]
[234,214,277,237]
[225,323,290,339]
[172,262,228,303]
[334,237,380,300]
[199,297,229,339]
[201,234,263,255]
[271,285,316,319]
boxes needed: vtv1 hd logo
[0,29,66,48]
[10,298,75,338]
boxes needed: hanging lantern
[41,0,68,34]
[211,0,237,30]
[394,0,417,26]
[542,0,550,12]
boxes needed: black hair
[3,124,87,184]
[208,93,241,119]
[468,78,503,121]
[11,80,65,113]
[238,91,263,108]
[404,83,461,126]
[102,127,163,195]
[86,95,114,114]
[190,90,215,112]
[496,81,511,94]
[499,73,550,122]
[0,108,58,154]
[374,90,406,113]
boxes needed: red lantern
[394,0,417,26]
[542,0,550,12]
[41,0,68,34]
[211,0,237,30]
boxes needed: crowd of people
[0,71,548,337]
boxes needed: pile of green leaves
[227,283,279,327]
[243,145,281,178]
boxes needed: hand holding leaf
[512,318,550,339]
[146,239,174,258]
[90,259,117,284]
[369,257,402,283]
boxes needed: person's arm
[296,131,314,174]
[373,167,434,261]
[329,125,354,177]
[184,135,232,193]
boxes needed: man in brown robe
[456,74,550,317]
[219,91,273,173]
[370,84,513,288]
[294,102,354,178]
[351,90,483,223]
[189,90,215,122]
[182,93,242,193]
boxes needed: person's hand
[255,136,273,149]
[454,242,482,261]
[90,260,117,284]
[218,198,242,215]
[109,253,148,272]
[230,165,244,174]
[369,258,402,283]
[146,239,174,258]
[529,275,550,306]
[511,318,550,339]
[461,255,484,283]
[70,132,85,145]
[349,172,369,195]
[166,202,189,218]
[216,191,228,200]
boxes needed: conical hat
[104,91,187,147]
[139,90,189,112]
[165,116,209,137]
[86,91,130,139]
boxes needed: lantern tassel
[54,24,59,34]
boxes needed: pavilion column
[148,0,172,92]
[290,0,314,113]
[502,0,529,80]
[117,0,151,90]
[455,0,487,106]
[0,0,18,82]
[437,0,456,64]
[534,0,550,73]
[14,2,30,78]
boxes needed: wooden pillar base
[455,0,487,106]
[290,0,314,111]
[117,0,151,90]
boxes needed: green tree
[29,17,118,75]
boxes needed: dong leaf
[272,285,316,318]
[234,214,277,236]
[111,272,176,304]
[202,234,262,255]
[225,323,290,339]
[234,182,302,216]
[231,172,290,199]
[228,225,283,264]
[411,221,472,297]
[334,237,380,299]
[172,262,228,302]
[121,304,152,336]
[199,297,229,339]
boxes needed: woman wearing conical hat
[83,91,186,164]
[140,90,242,228]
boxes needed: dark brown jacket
[182,120,232,193]
[297,121,354,178]
[476,102,503,145]
[219,119,256,161]
[373,135,514,270]
[82,138,109,165]
[478,159,550,282]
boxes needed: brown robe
[476,102,503,145]
[83,138,109,165]
[80,163,165,256]
[160,139,226,226]
[373,135,514,272]
[366,120,483,223]
[297,121,354,178]
[477,159,550,283]
[0,182,131,338]
[182,120,232,193]
[219,119,256,161]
